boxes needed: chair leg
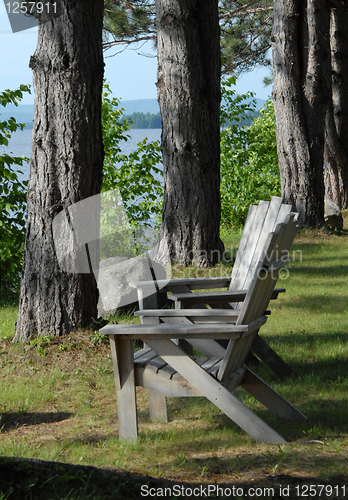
[117,384,138,441]
[241,368,307,421]
[251,335,295,379]
[148,389,168,423]
[110,336,138,441]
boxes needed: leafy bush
[102,82,163,226]
[220,78,280,230]
[0,85,30,296]
[101,83,163,259]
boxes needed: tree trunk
[272,0,331,226]
[156,0,223,266]
[14,0,104,341]
[324,3,348,209]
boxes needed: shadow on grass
[263,331,348,350]
[280,294,348,312]
[0,456,347,500]
[289,265,348,279]
[0,411,73,432]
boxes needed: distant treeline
[124,112,161,129]
[124,109,260,130]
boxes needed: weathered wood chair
[130,196,297,379]
[101,216,306,443]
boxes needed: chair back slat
[229,197,292,310]
[230,200,270,292]
[217,216,298,381]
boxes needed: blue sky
[0,5,272,105]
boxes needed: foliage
[101,82,163,259]
[219,0,273,75]
[103,0,156,50]
[103,1,273,75]
[0,85,30,296]
[220,77,280,229]
[102,82,163,224]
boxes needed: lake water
[0,127,162,182]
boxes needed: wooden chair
[130,196,297,379]
[101,216,306,443]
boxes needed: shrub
[220,78,280,230]
[0,85,30,296]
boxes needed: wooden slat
[147,355,168,372]
[134,347,152,360]
[156,363,178,378]
[186,338,226,358]
[230,203,258,284]
[133,349,159,367]
[205,359,223,374]
[135,309,240,318]
[101,323,248,339]
[136,360,178,379]
[250,332,295,380]
[168,290,248,305]
[274,203,293,227]
[263,256,291,271]
[224,367,247,391]
[231,200,270,292]
[241,368,306,420]
[167,289,282,308]
[102,315,267,341]
[244,197,287,282]
[130,277,231,291]
[200,357,223,372]
[136,287,158,310]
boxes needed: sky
[0,5,272,106]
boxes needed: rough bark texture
[14,0,104,340]
[156,0,223,266]
[324,3,348,209]
[272,0,331,226]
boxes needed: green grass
[1,219,348,498]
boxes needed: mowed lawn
[0,215,348,498]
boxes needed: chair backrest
[230,196,293,293]
[217,214,299,381]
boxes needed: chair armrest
[100,315,267,340]
[129,276,231,292]
[134,308,240,320]
[168,288,286,306]
[168,290,248,305]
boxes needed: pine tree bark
[14,0,104,340]
[272,0,331,226]
[324,3,348,209]
[156,0,223,266]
